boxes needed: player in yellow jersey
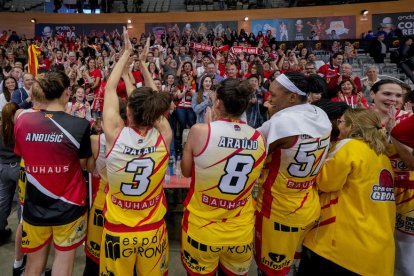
[299,109,396,275]
[83,130,106,275]
[100,28,172,276]
[180,78,266,275]
[255,72,332,275]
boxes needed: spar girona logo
[371,169,395,202]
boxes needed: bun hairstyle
[307,74,327,96]
[279,72,322,102]
[36,71,70,101]
[216,78,254,117]
[128,87,171,127]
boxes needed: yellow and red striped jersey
[183,119,266,245]
[389,110,414,235]
[104,127,169,228]
[92,133,108,209]
[256,133,330,227]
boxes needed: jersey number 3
[121,158,155,196]
[218,155,255,195]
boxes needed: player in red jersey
[14,71,93,276]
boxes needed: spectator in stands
[175,73,196,137]
[331,79,368,108]
[7,31,19,43]
[246,74,266,128]
[162,57,178,78]
[192,75,213,124]
[402,88,413,113]
[65,86,92,121]
[0,76,17,112]
[196,56,211,78]
[327,63,362,98]
[398,36,414,84]
[369,33,387,64]
[53,0,62,13]
[364,30,375,40]
[83,58,102,104]
[226,63,239,80]
[307,53,325,70]
[318,53,343,82]
[344,41,355,64]
[362,65,381,103]
[304,62,317,76]
[11,73,34,109]
[177,61,196,89]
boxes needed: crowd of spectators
[0,26,413,158]
[0,21,414,276]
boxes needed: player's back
[105,127,169,228]
[183,119,266,245]
[256,132,330,227]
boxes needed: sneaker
[13,255,27,276]
[0,228,12,246]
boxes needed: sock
[13,259,24,269]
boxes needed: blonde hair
[32,73,47,104]
[344,108,388,155]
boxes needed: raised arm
[103,26,132,148]
[138,38,157,92]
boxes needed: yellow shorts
[18,159,26,206]
[181,230,253,276]
[84,204,105,263]
[255,212,315,276]
[21,212,87,253]
[99,220,169,276]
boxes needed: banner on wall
[373,12,414,36]
[251,16,356,41]
[144,21,238,39]
[35,23,125,39]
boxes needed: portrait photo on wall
[251,16,356,41]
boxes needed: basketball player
[255,72,332,275]
[180,78,266,275]
[13,75,49,276]
[100,28,172,275]
[14,71,93,276]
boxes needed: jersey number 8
[120,158,155,196]
[218,154,255,195]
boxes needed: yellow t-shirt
[304,139,396,276]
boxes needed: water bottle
[175,157,181,178]
[165,168,170,185]
[168,156,175,176]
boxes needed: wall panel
[1,0,411,39]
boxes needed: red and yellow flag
[28,44,41,76]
